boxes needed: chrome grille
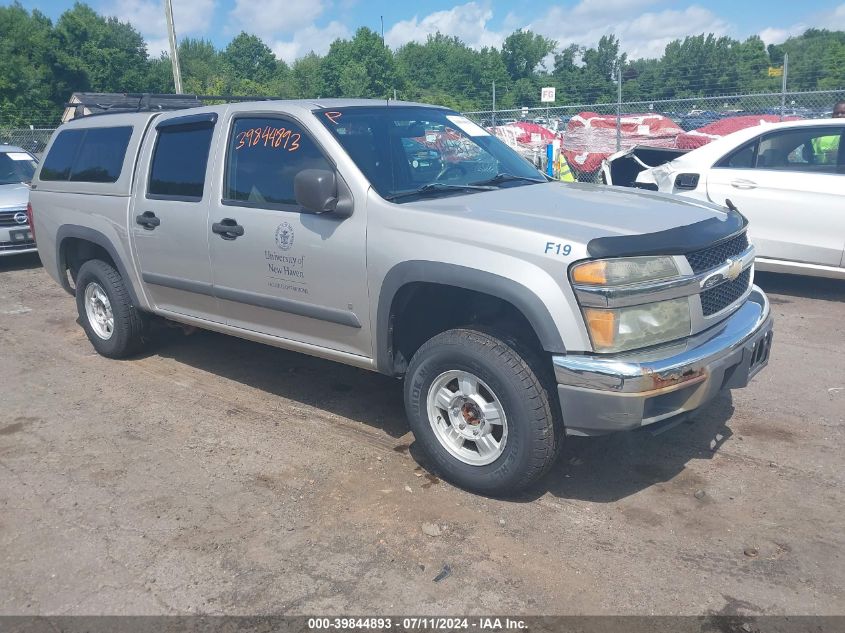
[686,233,749,274]
[701,269,751,316]
[0,209,28,227]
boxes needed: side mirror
[294,169,339,214]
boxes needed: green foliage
[0,1,843,126]
[321,27,397,98]
[53,3,150,93]
[0,2,58,123]
[502,30,556,80]
[221,32,287,94]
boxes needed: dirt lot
[1,253,843,616]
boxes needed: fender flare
[376,260,566,375]
[55,224,142,306]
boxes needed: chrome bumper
[553,286,773,436]
[0,224,36,256]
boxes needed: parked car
[0,145,38,256]
[30,99,773,494]
[636,119,845,279]
[678,110,724,131]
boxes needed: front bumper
[0,224,36,256]
[553,286,773,436]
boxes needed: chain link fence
[464,89,845,183]
[2,89,843,168]
[0,127,56,157]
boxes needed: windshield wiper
[384,182,496,202]
[470,173,548,187]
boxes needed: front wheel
[403,328,559,495]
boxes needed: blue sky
[14,0,845,63]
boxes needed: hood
[412,181,731,246]
[0,182,30,209]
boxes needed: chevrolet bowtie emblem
[725,258,743,280]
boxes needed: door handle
[730,179,757,190]
[212,218,244,240]
[136,211,160,230]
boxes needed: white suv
[637,119,845,279]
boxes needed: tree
[776,28,845,92]
[53,3,150,93]
[221,32,280,93]
[292,53,325,98]
[321,27,397,98]
[502,30,555,80]
[177,38,222,94]
[395,34,508,110]
[0,3,58,124]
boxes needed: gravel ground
[1,253,843,616]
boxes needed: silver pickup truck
[29,99,773,494]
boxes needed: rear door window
[148,115,216,200]
[754,127,843,173]
[40,130,85,181]
[40,126,132,183]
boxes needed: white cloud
[522,3,729,60]
[271,21,351,63]
[619,6,730,58]
[101,0,216,56]
[385,1,504,50]
[759,25,804,47]
[832,3,845,29]
[571,0,659,19]
[229,0,326,40]
[146,37,171,57]
[760,3,845,46]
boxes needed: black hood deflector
[587,207,748,258]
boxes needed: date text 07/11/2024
[307,617,527,630]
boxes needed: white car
[636,119,845,279]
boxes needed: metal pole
[780,52,788,121]
[164,0,183,94]
[616,65,622,152]
[492,81,496,127]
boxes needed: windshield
[0,151,37,185]
[316,106,545,201]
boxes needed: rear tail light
[26,202,35,240]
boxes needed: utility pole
[380,16,385,46]
[492,80,496,127]
[164,0,183,94]
[780,52,788,121]
[616,65,622,152]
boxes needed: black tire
[403,328,559,496]
[75,259,147,359]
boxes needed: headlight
[571,256,678,286]
[583,298,691,353]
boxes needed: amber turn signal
[583,308,617,349]
[571,260,607,285]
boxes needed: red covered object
[508,121,555,144]
[562,112,683,175]
[675,115,802,149]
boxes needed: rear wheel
[76,259,147,358]
[404,328,559,495]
